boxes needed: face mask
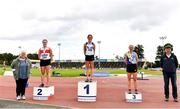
[19,58,25,61]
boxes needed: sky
[0,0,180,62]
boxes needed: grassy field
[32,68,163,77]
[0,67,162,77]
[0,67,11,76]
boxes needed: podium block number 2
[84,84,90,94]
[37,89,42,95]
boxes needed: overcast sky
[0,0,180,62]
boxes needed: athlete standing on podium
[38,39,53,87]
[125,45,138,94]
[84,34,96,82]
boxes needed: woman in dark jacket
[11,51,32,100]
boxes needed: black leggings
[15,78,28,97]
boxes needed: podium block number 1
[78,81,97,102]
[84,84,90,94]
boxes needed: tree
[134,44,144,59]
[155,45,164,61]
[0,53,18,65]
[155,45,164,67]
[27,53,38,60]
[115,55,124,61]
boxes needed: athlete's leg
[133,72,138,93]
[85,61,90,81]
[89,61,94,81]
[127,73,132,93]
[40,67,45,86]
[45,65,51,86]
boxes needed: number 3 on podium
[84,84,90,94]
[132,94,136,99]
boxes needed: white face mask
[19,58,25,61]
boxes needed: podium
[78,81,97,102]
[3,71,13,76]
[125,92,142,103]
[33,86,54,100]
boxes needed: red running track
[0,76,180,108]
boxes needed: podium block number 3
[37,89,42,95]
[84,84,90,94]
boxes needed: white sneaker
[21,95,26,100]
[16,96,21,100]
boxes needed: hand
[160,68,163,71]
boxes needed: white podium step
[3,71,13,76]
[33,86,54,100]
[78,81,97,102]
[125,92,142,103]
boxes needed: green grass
[0,68,4,76]
[0,67,11,76]
[31,68,85,77]
[31,68,162,77]
[139,69,162,75]
[0,66,162,77]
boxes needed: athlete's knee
[133,78,137,81]
[128,78,131,81]
[86,67,90,71]
[41,73,45,76]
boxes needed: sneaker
[85,79,89,82]
[45,85,50,87]
[174,98,178,102]
[135,89,138,94]
[89,79,92,82]
[16,96,21,100]
[39,83,44,87]
[21,95,26,100]
[165,97,169,102]
[128,89,131,94]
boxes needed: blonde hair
[129,45,134,49]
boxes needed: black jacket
[160,53,178,73]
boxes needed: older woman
[11,51,32,100]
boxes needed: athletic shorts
[85,55,94,61]
[40,59,51,67]
[126,64,137,73]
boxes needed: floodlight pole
[57,43,61,68]
[97,41,101,69]
[159,36,167,46]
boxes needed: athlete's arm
[50,48,53,60]
[38,49,41,60]
[136,53,138,66]
[94,44,96,55]
[124,53,127,65]
[83,44,86,55]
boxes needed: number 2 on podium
[37,89,42,95]
[84,84,90,94]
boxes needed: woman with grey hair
[11,51,32,100]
